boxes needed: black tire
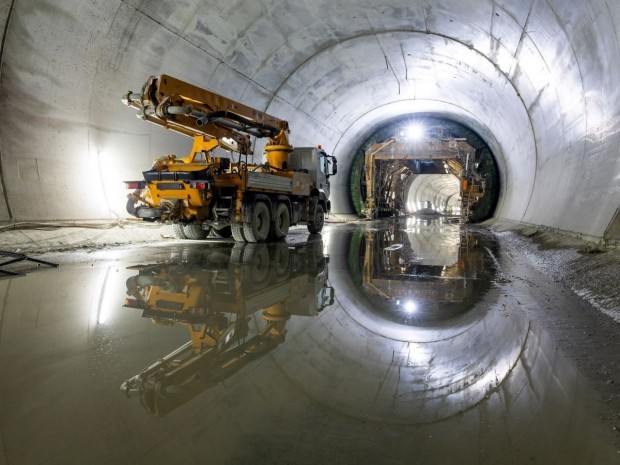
[269,202,290,240]
[172,223,187,239]
[211,226,232,238]
[126,189,142,217]
[183,223,209,239]
[126,276,138,293]
[307,203,325,234]
[231,223,246,242]
[126,198,137,216]
[243,201,271,243]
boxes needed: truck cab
[289,147,337,208]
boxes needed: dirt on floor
[485,220,620,442]
[489,220,620,324]
[0,215,358,256]
[0,220,173,254]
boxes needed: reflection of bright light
[403,300,417,313]
[93,266,113,324]
[321,229,332,255]
[406,124,425,140]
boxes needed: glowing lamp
[406,124,425,140]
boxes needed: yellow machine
[123,75,337,242]
[120,241,334,416]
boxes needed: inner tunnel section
[349,115,500,222]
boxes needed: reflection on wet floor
[0,219,618,464]
[351,218,496,326]
[120,242,333,416]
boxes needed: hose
[0,219,162,231]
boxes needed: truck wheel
[243,201,270,243]
[269,202,290,240]
[211,226,232,238]
[126,189,142,217]
[172,223,187,239]
[307,203,325,234]
[126,198,137,217]
[308,238,325,276]
[183,223,209,239]
[231,223,246,242]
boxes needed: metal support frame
[0,251,58,276]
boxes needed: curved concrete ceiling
[0,0,619,238]
[405,174,461,213]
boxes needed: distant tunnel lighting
[406,124,425,140]
[403,300,417,313]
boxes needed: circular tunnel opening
[349,115,500,223]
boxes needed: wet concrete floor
[0,218,618,464]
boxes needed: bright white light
[403,300,417,313]
[406,124,425,140]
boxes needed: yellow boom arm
[122,74,291,156]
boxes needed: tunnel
[1,1,620,464]
[0,0,619,241]
[350,116,500,220]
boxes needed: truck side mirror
[328,156,337,176]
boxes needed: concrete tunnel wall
[405,174,461,213]
[0,0,619,239]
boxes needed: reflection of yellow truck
[123,75,337,242]
[121,241,333,416]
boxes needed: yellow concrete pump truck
[122,75,337,242]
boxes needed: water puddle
[0,219,617,464]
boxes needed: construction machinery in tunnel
[1,1,619,242]
[122,74,337,242]
[0,2,620,464]
[362,125,486,220]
